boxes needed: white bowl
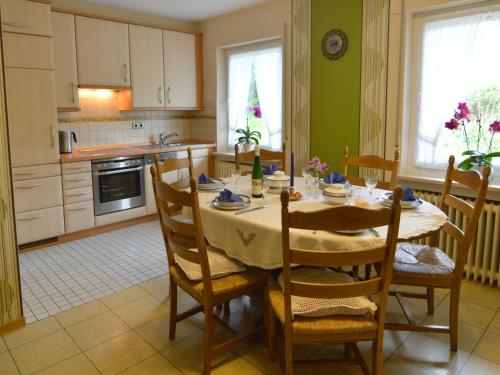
[323,187,350,196]
[322,192,347,205]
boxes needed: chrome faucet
[159,131,179,146]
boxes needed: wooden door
[75,16,130,87]
[5,68,59,167]
[129,25,164,108]
[163,30,198,109]
[1,0,51,37]
[52,12,79,110]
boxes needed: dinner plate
[334,229,366,234]
[211,195,250,210]
[378,192,422,209]
[198,180,225,190]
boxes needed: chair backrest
[151,169,215,298]
[438,155,490,280]
[153,148,193,190]
[234,143,286,174]
[342,146,400,190]
[280,187,402,330]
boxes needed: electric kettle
[58,130,77,154]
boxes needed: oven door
[93,166,145,216]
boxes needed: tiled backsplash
[57,90,216,147]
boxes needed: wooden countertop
[60,140,216,163]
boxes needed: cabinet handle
[123,63,128,83]
[66,192,87,196]
[66,177,88,182]
[3,22,28,28]
[13,171,39,176]
[65,166,87,170]
[67,206,92,211]
[16,184,41,189]
[167,86,171,104]
[71,82,76,104]
[18,215,43,221]
[51,125,55,148]
[158,86,163,104]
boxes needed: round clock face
[322,29,348,60]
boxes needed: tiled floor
[20,222,167,323]
[1,274,500,374]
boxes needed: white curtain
[227,52,253,149]
[415,10,500,168]
[254,46,283,150]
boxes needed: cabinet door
[52,12,79,109]
[75,16,130,87]
[2,33,54,70]
[163,30,198,109]
[1,0,51,37]
[16,206,64,245]
[5,68,59,167]
[129,25,164,108]
[192,157,209,178]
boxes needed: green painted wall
[310,0,362,172]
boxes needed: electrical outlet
[131,121,144,129]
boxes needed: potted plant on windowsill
[444,101,499,179]
[236,105,262,152]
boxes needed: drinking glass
[302,169,312,190]
[262,178,270,203]
[364,174,378,200]
[231,170,241,192]
[311,175,320,199]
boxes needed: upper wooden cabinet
[5,68,59,167]
[1,0,51,37]
[2,33,54,69]
[129,25,165,108]
[75,16,130,88]
[163,30,200,109]
[52,12,79,110]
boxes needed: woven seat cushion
[394,243,455,276]
[175,246,246,281]
[171,264,267,300]
[277,268,377,319]
[269,280,377,337]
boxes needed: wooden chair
[342,146,400,190]
[267,187,403,375]
[234,142,286,175]
[386,155,491,351]
[151,171,267,374]
[152,148,193,191]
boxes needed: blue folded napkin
[263,165,278,175]
[323,172,346,184]
[218,189,243,202]
[402,187,417,201]
[198,173,215,184]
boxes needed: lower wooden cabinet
[64,202,95,233]
[13,175,63,213]
[62,172,92,190]
[16,206,64,244]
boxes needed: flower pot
[242,144,252,153]
[471,163,494,183]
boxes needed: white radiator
[216,160,252,178]
[416,191,500,287]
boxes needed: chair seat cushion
[394,243,455,276]
[171,264,267,300]
[268,279,377,337]
[277,268,377,319]
[175,246,246,281]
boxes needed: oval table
[196,177,447,269]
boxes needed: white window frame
[216,37,285,153]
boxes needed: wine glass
[364,173,378,200]
[231,170,241,192]
[262,178,270,203]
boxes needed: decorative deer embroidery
[236,229,256,247]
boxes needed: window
[403,4,500,184]
[218,39,283,152]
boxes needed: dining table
[195,176,448,270]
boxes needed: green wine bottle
[252,146,263,198]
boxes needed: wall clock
[322,29,348,60]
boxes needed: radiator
[216,160,252,178]
[416,191,500,287]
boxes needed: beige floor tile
[0,351,19,375]
[395,332,469,375]
[472,331,500,365]
[0,337,7,354]
[85,331,155,375]
[384,353,436,375]
[151,287,198,309]
[10,330,80,375]
[139,274,170,293]
[212,356,265,374]
[435,296,496,329]
[100,286,149,309]
[113,295,169,328]
[36,354,99,375]
[120,354,182,375]
[292,354,352,375]
[134,314,199,351]
[385,296,429,325]
[486,310,500,335]
[383,329,412,353]
[460,280,500,310]
[421,313,485,352]
[3,317,62,349]
[66,311,130,350]
[161,331,234,375]
[461,354,500,375]
[55,300,108,328]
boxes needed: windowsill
[398,174,500,202]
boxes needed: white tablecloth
[196,177,447,269]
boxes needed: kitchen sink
[134,143,194,150]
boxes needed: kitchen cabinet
[64,202,95,233]
[12,164,61,181]
[1,0,51,37]
[16,206,64,245]
[4,68,59,167]
[13,176,63,214]
[62,172,92,190]
[63,186,93,205]
[129,25,164,108]
[52,12,79,110]
[2,33,54,69]
[163,30,200,109]
[76,16,130,88]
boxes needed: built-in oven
[92,156,145,216]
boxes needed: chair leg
[426,287,435,314]
[223,302,231,316]
[372,338,383,375]
[449,287,460,352]
[202,306,215,375]
[267,308,276,361]
[284,329,293,375]
[169,278,178,340]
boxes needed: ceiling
[80,0,271,22]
